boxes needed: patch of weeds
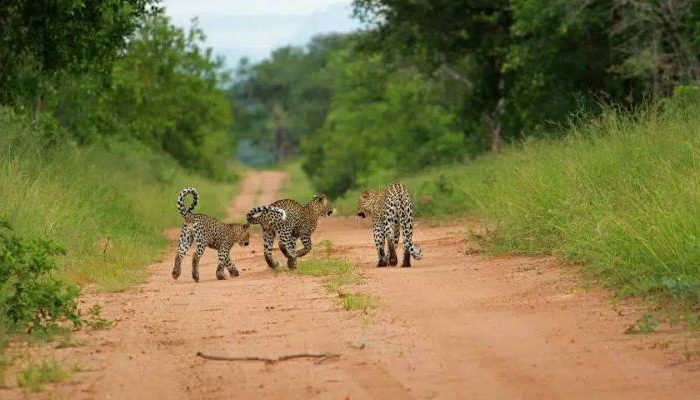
[297,258,353,277]
[85,305,112,330]
[339,293,378,313]
[624,313,659,335]
[17,360,70,392]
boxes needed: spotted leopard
[172,187,252,282]
[246,194,333,269]
[356,183,422,267]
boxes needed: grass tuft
[17,360,71,392]
[338,292,378,312]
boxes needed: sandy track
[6,170,700,399]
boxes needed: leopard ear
[242,223,250,229]
[361,190,369,198]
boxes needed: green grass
[281,161,316,202]
[17,360,71,392]
[334,99,700,309]
[296,257,354,277]
[338,292,377,312]
[0,108,238,291]
[296,246,377,312]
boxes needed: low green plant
[624,313,660,335]
[85,305,112,330]
[0,218,81,332]
[17,360,70,392]
[339,292,378,313]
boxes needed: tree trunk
[32,92,44,123]
[484,78,506,154]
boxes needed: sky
[162,0,361,67]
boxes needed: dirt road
[7,170,700,399]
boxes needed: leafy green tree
[302,49,465,197]
[231,34,348,162]
[0,0,155,109]
[106,13,234,179]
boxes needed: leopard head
[234,223,251,246]
[356,189,381,219]
[309,194,334,217]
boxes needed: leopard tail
[246,206,287,224]
[177,187,199,217]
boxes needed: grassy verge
[334,99,700,310]
[0,108,238,291]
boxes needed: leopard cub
[172,187,250,282]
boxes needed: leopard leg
[374,221,388,267]
[191,243,205,282]
[172,226,192,279]
[401,198,418,267]
[263,229,279,268]
[388,222,400,266]
[279,229,297,269]
[295,235,313,258]
[216,247,233,280]
[225,249,240,277]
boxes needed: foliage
[230,34,348,163]
[235,1,700,197]
[0,219,81,332]
[106,13,235,179]
[0,0,156,104]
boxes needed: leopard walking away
[356,183,422,267]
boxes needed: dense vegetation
[0,0,237,344]
[234,0,700,197]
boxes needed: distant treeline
[232,0,700,197]
[0,1,234,180]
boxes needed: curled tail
[246,206,287,224]
[177,187,199,217]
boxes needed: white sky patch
[162,0,359,66]
[164,0,351,17]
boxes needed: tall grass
[0,108,237,291]
[335,99,700,305]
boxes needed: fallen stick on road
[196,351,340,364]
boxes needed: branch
[196,351,340,364]
[437,64,474,89]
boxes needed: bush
[0,219,80,332]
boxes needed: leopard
[171,187,252,282]
[246,194,334,270]
[356,183,422,267]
